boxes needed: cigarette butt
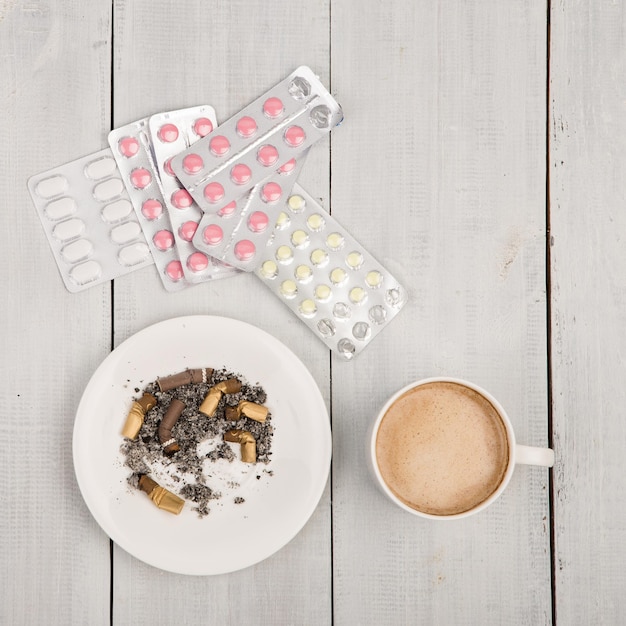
[121,392,156,439]
[157,367,213,392]
[215,378,242,394]
[224,429,257,463]
[224,400,268,423]
[158,398,185,456]
[199,387,222,417]
[138,475,184,515]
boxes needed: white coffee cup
[368,377,554,519]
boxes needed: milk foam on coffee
[375,382,509,516]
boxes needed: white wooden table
[2,1,624,623]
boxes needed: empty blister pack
[170,66,343,213]
[148,106,240,283]
[108,117,191,291]
[255,185,407,359]
[28,148,153,293]
[192,149,309,271]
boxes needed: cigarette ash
[121,368,273,517]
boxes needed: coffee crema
[375,381,509,516]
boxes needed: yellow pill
[311,248,329,267]
[275,211,290,230]
[288,194,306,212]
[365,270,383,288]
[330,267,347,285]
[276,245,293,263]
[260,260,278,279]
[349,286,367,304]
[295,264,312,282]
[346,251,363,270]
[280,279,298,298]
[314,284,332,301]
[299,299,317,317]
[326,232,344,250]
[307,213,325,231]
[291,229,309,248]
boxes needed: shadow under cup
[370,379,518,519]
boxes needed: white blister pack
[148,106,240,283]
[170,66,343,214]
[28,148,153,293]
[255,185,407,360]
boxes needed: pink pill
[187,252,209,272]
[130,168,151,189]
[193,117,214,137]
[279,158,297,174]
[231,163,252,185]
[209,135,230,156]
[171,189,193,209]
[153,229,174,251]
[158,123,179,143]
[248,211,269,233]
[284,126,305,147]
[236,116,257,138]
[164,158,176,177]
[118,136,139,158]
[179,220,198,242]
[261,182,282,203]
[165,260,184,282]
[218,201,237,217]
[203,224,223,245]
[257,145,279,167]
[263,97,284,118]
[141,199,163,220]
[183,153,204,174]
[234,239,256,261]
[203,182,225,204]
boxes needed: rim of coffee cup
[369,376,517,520]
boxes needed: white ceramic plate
[73,315,331,575]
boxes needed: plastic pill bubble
[153,229,175,251]
[218,201,237,217]
[209,135,230,156]
[317,318,335,337]
[231,163,252,185]
[306,213,325,232]
[386,287,404,307]
[203,224,223,245]
[346,251,364,270]
[70,260,101,285]
[111,221,141,244]
[171,189,193,209]
[119,242,150,266]
[288,76,311,100]
[179,221,198,242]
[279,158,297,174]
[193,117,214,137]
[260,260,278,279]
[158,123,179,143]
[291,229,309,248]
[61,239,93,263]
[288,194,306,212]
[102,198,132,223]
[337,338,356,359]
[162,158,175,177]
[326,232,344,251]
[284,126,306,147]
[165,260,184,281]
[263,97,284,118]
[248,211,269,233]
[118,136,140,158]
[280,279,298,298]
[330,267,347,286]
[141,199,163,220]
[187,252,209,272]
[276,245,293,264]
[310,105,333,130]
[314,284,332,302]
[333,302,351,320]
[85,156,117,180]
[275,211,290,230]
[236,116,258,138]
[183,153,204,174]
[310,248,329,267]
[36,175,68,198]
[94,178,124,201]
[352,322,371,341]
[45,197,76,220]
[294,264,312,283]
[369,305,388,325]
[234,239,256,261]
[130,168,152,190]
[366,270,383,288]
[349,286,367,304]
[203,182,225,204]
[261,182,282,203]
[53,218,84,241]
[257,145,279,167]
[299,299,317,318]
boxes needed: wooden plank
[111,1,332,624]
[550,0,626,621]
[331,0,552,623]
[0,1,111,624]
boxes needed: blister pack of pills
[192,149,308,270]
[148,106,240,283]
[170,66,343,214]
[255,184,407,360]
[27,148,153,293]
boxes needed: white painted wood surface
[1,0,624,623]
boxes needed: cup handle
[515,444,554,467]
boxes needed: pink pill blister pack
[192,149,309,271]
[170,66,343,214]
[27,148,153,293]
[148,106,240,283]
[255,184,407,360]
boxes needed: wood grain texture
[331,0,551,624]
[0,1,111,624]
[550,0,626,622]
